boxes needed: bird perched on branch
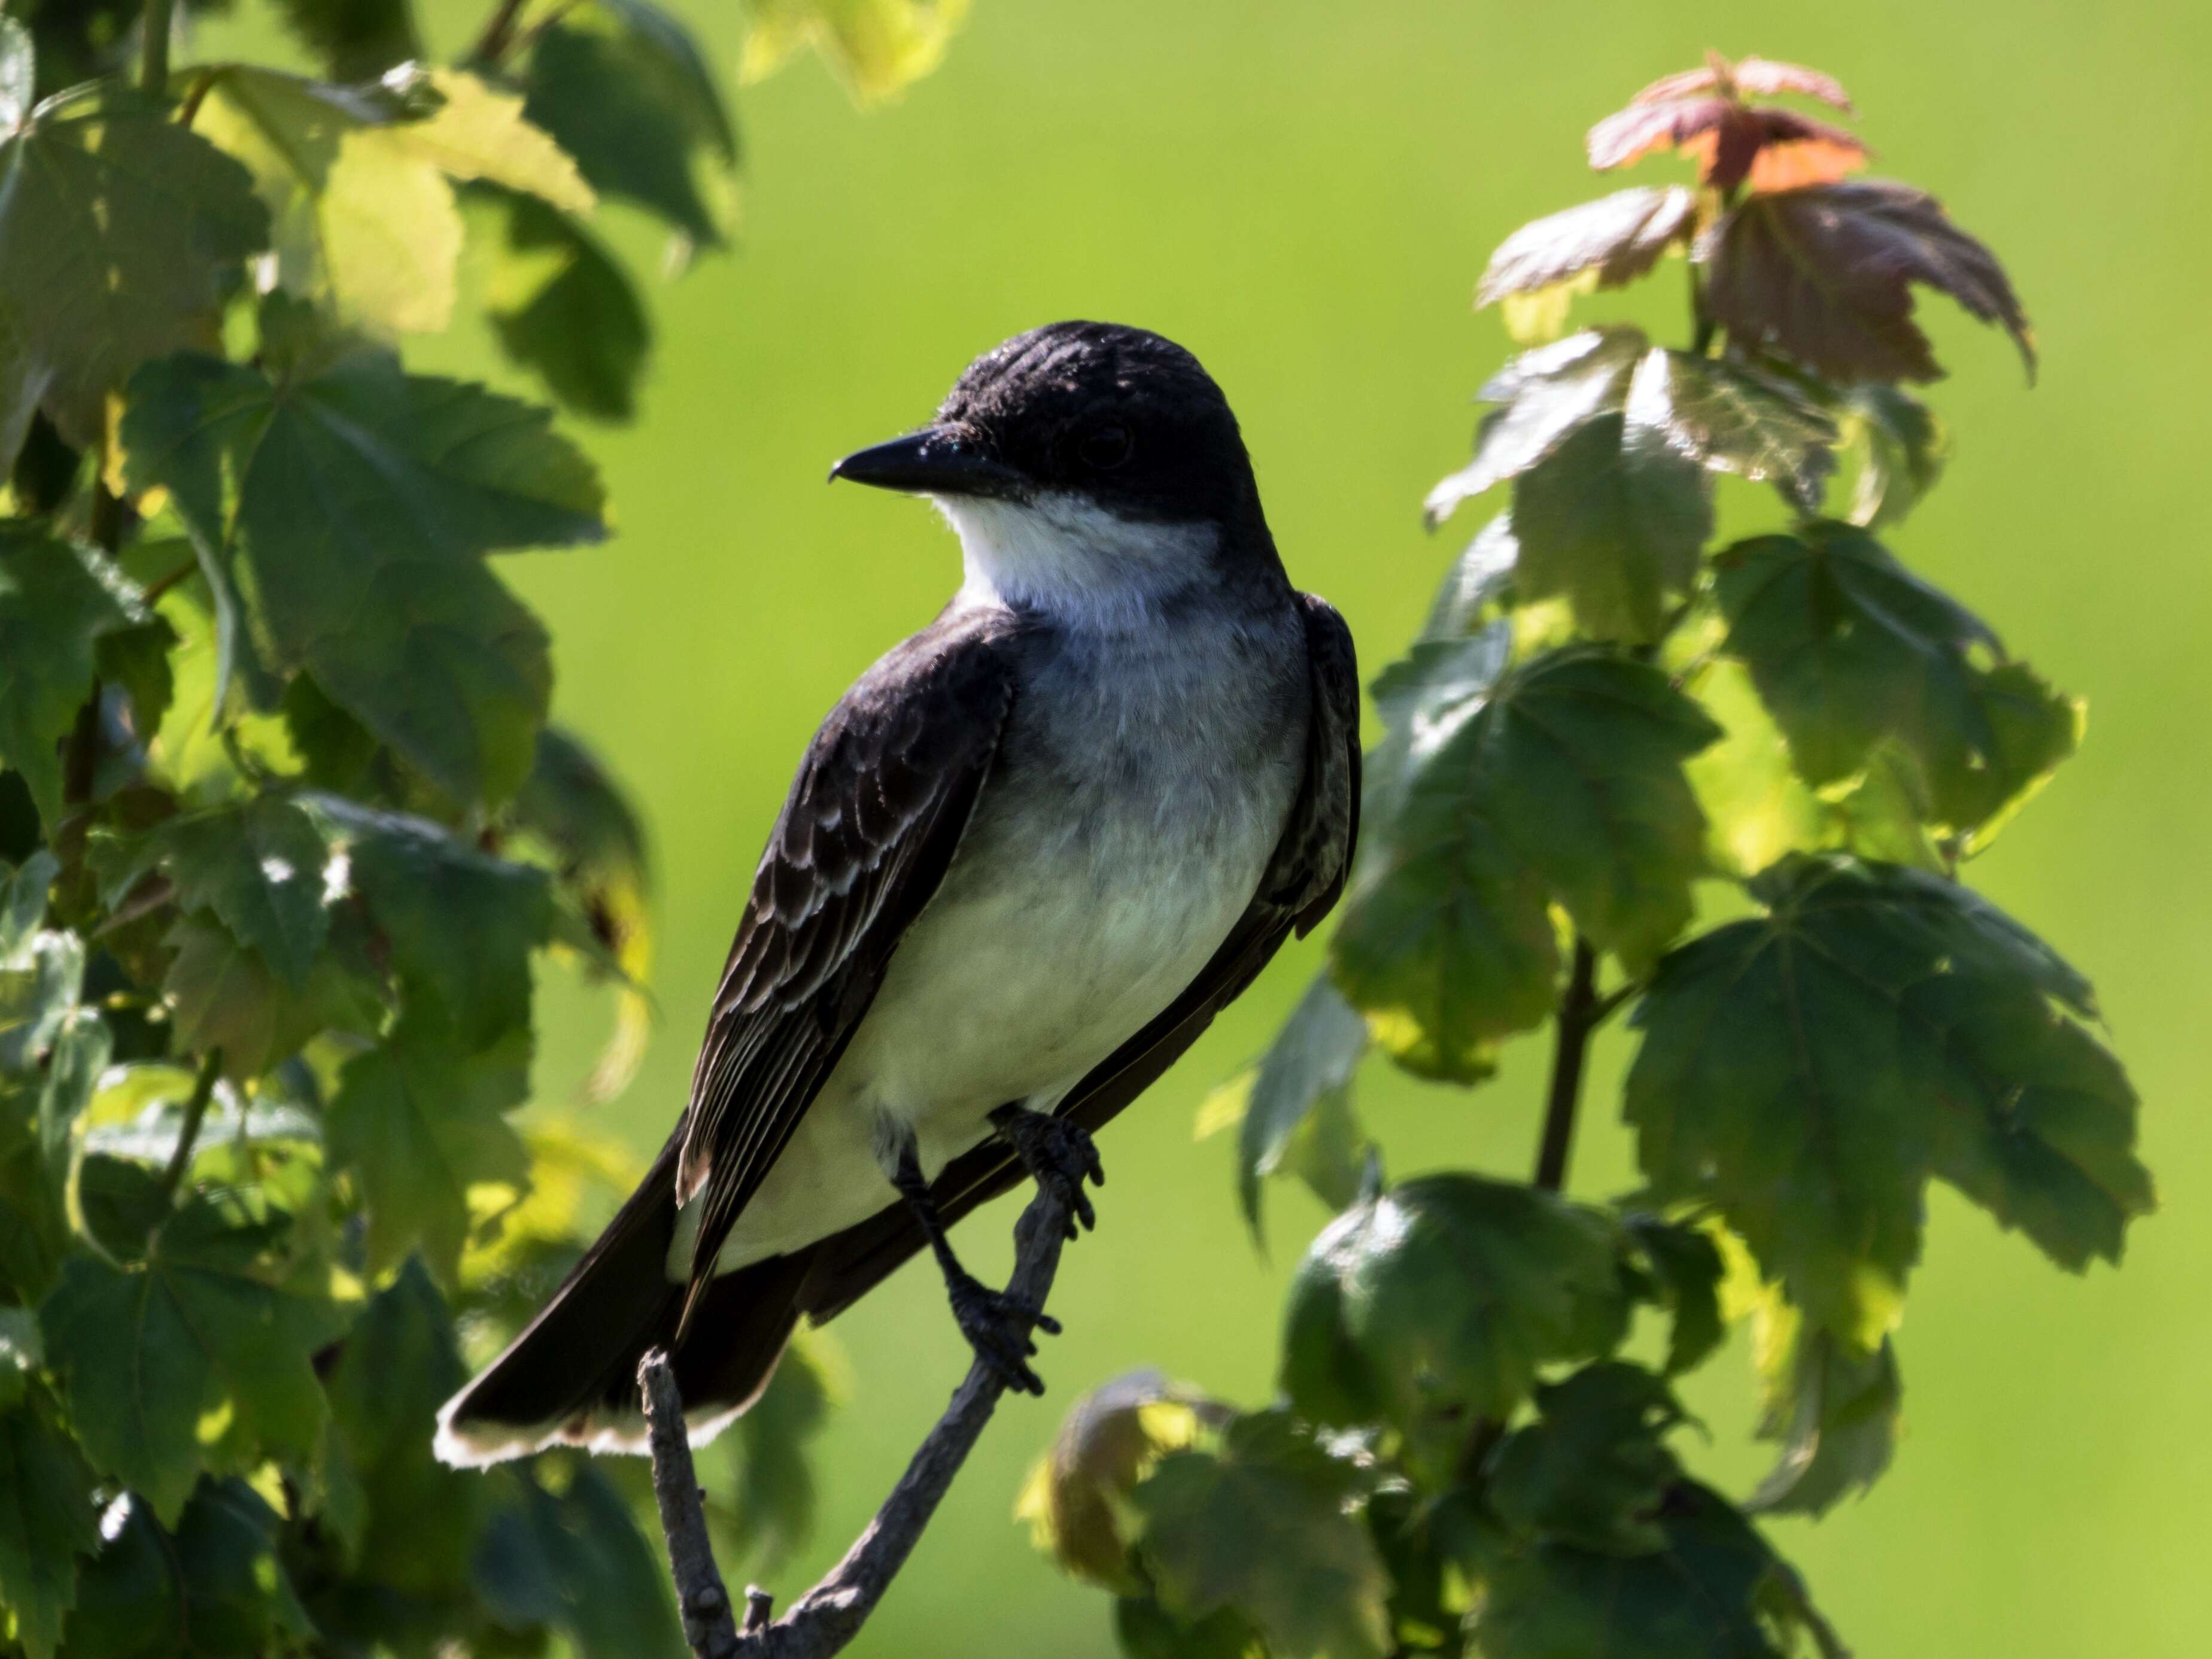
[436,321,1360,1465]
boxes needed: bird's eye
[1078,424,1134,470]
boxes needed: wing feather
[671,607,1023,1314]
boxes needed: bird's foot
[946,1269,1060,1396]
[990,1107,1105,1238]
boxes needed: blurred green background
[300,0,2212,1651]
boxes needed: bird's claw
[946,1270,1059,1395]
[993,1108,1105,1238]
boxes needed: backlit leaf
[1210,974,1371,1233]
[1714,522,2081,846]
[1281,1175,1632,1482]
[743,0,970,105]
[1625,853,2151,1352]
[1699,181,2034,384]
[1017,1368,1224,1594]
[1624,1215,1727,1375]
[1129,1412,1390,1659]
[0,86,267,455]
[41,1195,348,1523]
[194,67,592,336]
[123,327,604,804]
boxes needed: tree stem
[161,1048,223,1196]
[139,0,175,95]
[1533,937,1598,1192]
[643,1178,1073,1659]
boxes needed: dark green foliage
[1023,53,2146,1659]
[0,2,907,1652]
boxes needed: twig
[469,0,529,65]
[140,557,200,606]
[643,1180,1073,1659]
[1533,937,1599,1192]
[160,1048,223,1196]
[139,0,175,95]
[641,1349,742,1659]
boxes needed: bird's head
[831,321,1280,624]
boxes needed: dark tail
[434,1136,813,1466]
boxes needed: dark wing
[797,591,1362,1323]
[674,606,1022,1323]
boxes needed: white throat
[934,491,1217,633]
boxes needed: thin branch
[645,1180,1073,1659]
[139,557,200,606]
[160,1048,223,1196]
[641,1350,742,1659]
[1533,936,1599,1193]
[139,0,175,95]
[468,0,530,66]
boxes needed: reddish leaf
[1698,181,2035,384]
[1476,187,1698,309]
[1630,53,1854,114]
[1588,99,1865,193]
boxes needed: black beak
[828,429,1029,500]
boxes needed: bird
[434,320,1360,1466]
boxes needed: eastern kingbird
[436,321,1360,1466]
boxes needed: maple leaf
[1698,180,2035,383]
[1588,52,1865,193]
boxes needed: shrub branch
[642,1178,1074,1659]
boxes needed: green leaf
[716,1332,837,1576]
[1423,515,1520,641]
[1017,1368,1224,1594]
[1749,1323,1900,1517]
[742,0,970,105]
[163,911,384,1082]
[0,530,144,825]
[1511,409,1713,645]
[63,1480,313,1659]
[1473,1481,1846,1659]
[0,87,267,456]
[488,190,652,422]
[1625,348,1837,512]
[522,4,739,248]
[1715,522,2082,848]
[1424,329,1646,527]
[1281,1175,1632,1482]
[1475,187,1698,315]
[1624,1215,1727,1375]
[194,66,593,336]
[321,1257,483,1591]
[1113,1594,1260,1659]
[1484,1362,1686,1556]
[40,1195,348,1524]
[272,0,423,81]
[327,1010,531,1285]
[1626,853,2152,1352]
[123,332,604,803]
[95,616,178,752]
[1843,384,1948,528]
[0,20,28,135]
[1129,1412,1391,1659]
[474,1456,684,1659]
[0,850,57,961]
[0,928,82,1072]
[1335,645,1718,1080]
[318,797,554,1044]
[0,1394,99,1659]
[135,797,342,989]
[1212,974,1371,1234]
[71,1153,173,1266]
